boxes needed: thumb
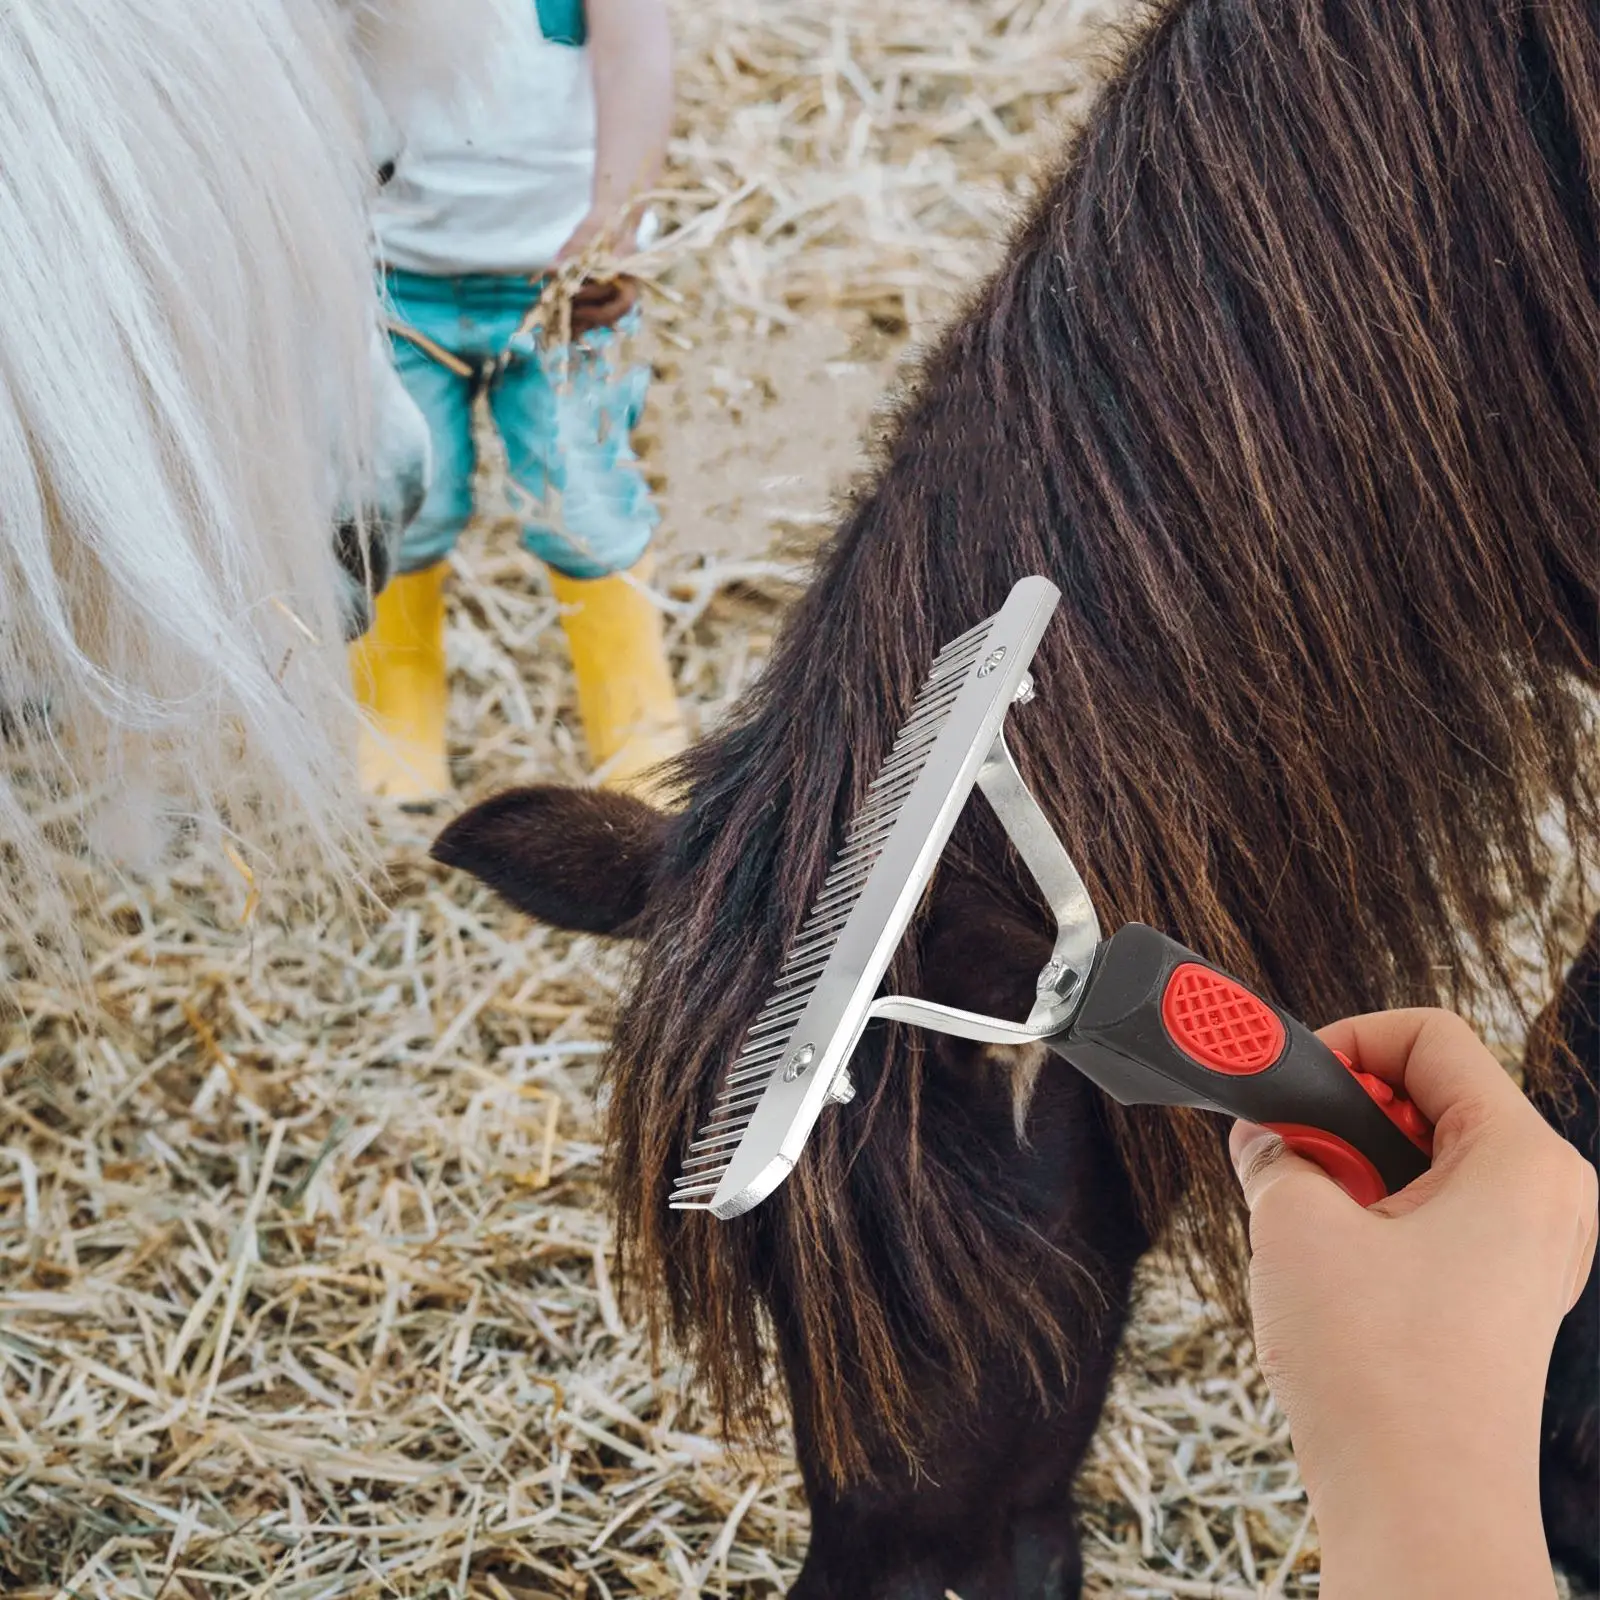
[1230,1121,1363,1216]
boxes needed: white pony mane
[0,0,508,957]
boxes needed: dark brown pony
[436,0,1600,1591]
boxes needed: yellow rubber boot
[348,564,451,804]
[550,559,688,796]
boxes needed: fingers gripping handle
[1045,925,1433,1205]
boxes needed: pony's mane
[0,0,506,954]
[608,0,1600,1482]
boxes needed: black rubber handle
[1044,924,1433,1205]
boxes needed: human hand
[1231,1008,1596,1597]
[555,205,625,267]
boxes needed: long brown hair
[609,0,1600,1482]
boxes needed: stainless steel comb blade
[671,576,1081,1219]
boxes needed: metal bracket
[868,716,1100,1045]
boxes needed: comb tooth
[808,874,876,922]
[749,987,811,1020]
[752,987,809,1019]
[810,870,878,915]
[713,1086,773,1116]
[832,829,892,865]
[728,1037,792,1072]
[891,688,966,741]
[722,1059,790,1093]
[751,984,810,1015]
[863,763,927,803]
[784,909,855,954]
[815,859,878,900]
[854,786,919,826]
[789,915,848,949]
[873,750,933,785]
[742,1006,809,1045]
[671,1182,723,1201]
[898,675,968,724]
[691,1119,750,1144]
[680,1146,739,1172]
[678,1152,736,1176]
[722,1058,790,1091]
[735,1021,797,1053]
[783,924,851,965]
[886,710,949,751]
[863,765,923,803]
[694,1106,754,1132]
[935,614,992,653]
[834,824,898,863]
[756,982,814,1014]
[739,1022,803,1059]
[826,846,885,882]
[863,766,930,808]
[710,1102,766,1129]
[720,1054,788,1087]
[853,787,920,833]
[738,1015,799,1047]
[687,1127,748,1153]
[835,820,899,859]
[772,954,832,991]
[923,648,984,690]
[823,843,882,880]
[848,819,903,855]
[879,722,945,765]
[675,1154,735,1181]
[886,701,953,747]
[918,669,972,704]
[729,1036,792,1068]
[689,1123,754,1155]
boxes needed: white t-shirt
[375,8,595,277]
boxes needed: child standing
[354,0,685,801]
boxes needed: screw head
[826,1068,856,1106]
[783,1044,816,1082]
[1036,960,1081,1000]
[1012,672,1035,705]
[976,646,1007,679]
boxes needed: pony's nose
[334,518,395,641]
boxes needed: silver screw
[783,1044,816,1082]
[825,1068,856,1107]
[1013,672,1035,705]
[1036,960,1081,1001]
[976,646,1007,678]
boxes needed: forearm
[587,0,673,219]
[1314,1434,1556,1599]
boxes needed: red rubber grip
[1161,963,1286,1075]
[1271,1053,1435,1205]
[1265,1124,1388,1207]
[1331,1048,1434,1157]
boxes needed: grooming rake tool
[672,576,1435,1221]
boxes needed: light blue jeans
[383,268,656,579]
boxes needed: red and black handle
[1045,924,1433,1206]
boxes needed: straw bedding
[0,0,1582,1594]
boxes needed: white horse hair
[0,0,510,956]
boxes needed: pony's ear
[431,786,670,937]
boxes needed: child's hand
[555,205,634,267]
[1231,1008,1596,1598]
